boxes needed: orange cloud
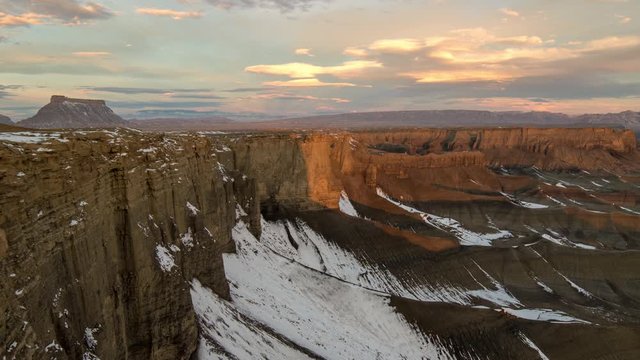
[368,38,424,53]
[136,8,203,20]
[403,70,513,83]
[246,60,382,78]
[72,51,111,57]
[0,12,48,27]
[343,47,369,58]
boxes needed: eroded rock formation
[18,96,127,129]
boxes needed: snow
[155,245,177,272]
[260,216,473,304]
[84,327,99,350]
[191,279,314,360]
[16,172,25,177]
[541,233,596,250]
[619,206,640,215]
[216,162,232,182]
[235,205,247,219]
[180,228,194,248]
[259,217,584,324]
[500,192,549,209]
[0,131,67,144]
[36,147,54,152]
[558,273,596,299]
[186,201,200,216]
[221,220,457,360]
[519,332,550,360]
[45,340,63,353]
[83,352,101,360]
[377,187,512,247]
[338,190,360,217]
[503,308,589,324]
[70,219,80,227]
[546,195,566,207]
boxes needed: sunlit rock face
[2,127,640,359]
[18,96,128,129]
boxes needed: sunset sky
[0,0,638,120]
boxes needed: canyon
[1,126,640,359]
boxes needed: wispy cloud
[0,12,48,27]
[615,14,631,24]
[263,78,358,87]
[204,0,330,13]
[136,8,203,20]
[295,48,314,56]
[72,51,111,57]
[246,60,382,78]
[499,8,521,18]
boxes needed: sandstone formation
[18,96,127,129]
[1,126,640,359]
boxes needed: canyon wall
[0,130,258,359]
[1,127,639,358]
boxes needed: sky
[0,0,638,120]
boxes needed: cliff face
[0,130,257,359]
[1,127,639,359]
[18,96,128,129]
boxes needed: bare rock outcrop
[18,96,127,129]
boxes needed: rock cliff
[1,126,639,359]
[18,96,128,129]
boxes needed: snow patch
[223,220,457,359]
[186,201,200,216]
[338,191,360,217]
[180,228,194,248]
[501,192,549,209]
[155,245,177,272]
[377,188,512,247]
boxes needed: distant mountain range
[9,95,640,132]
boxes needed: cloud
[82,86,216,95]
[72,51,110,57]
[223,87,268,93]
[402,70,512,83]
[248,92,350,103]
[295,48,314,56]
[204,0,330,12]
[111,100,222,109]
[499,8,520,18]
[615,15,631,24]
[343,47,369,58]
[136,8,203,20]
[0,0,113,25]
[368,38,425,53]
[263,78,357,87]
[357,28,640,85]
[0,12,48,27]
[245,60,382,78]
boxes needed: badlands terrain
[1,98,640,359]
